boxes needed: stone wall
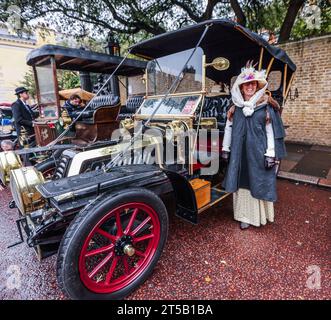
[279,35,331,146]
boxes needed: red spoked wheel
[79,202,160,294]
[57,188,169,300]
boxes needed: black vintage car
[6,19,295,299]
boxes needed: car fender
[163,169,199,224]
[37,165,175,215]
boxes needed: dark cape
[222,103,286,202]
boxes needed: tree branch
[201,0,220,21]
[105,0,167,34]
[170,0,202,22]
[8,0,310,44]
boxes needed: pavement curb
[278,171,331,189]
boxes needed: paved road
[0,180,330,300]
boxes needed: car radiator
[53,149,79,180]
[53,148,151,180]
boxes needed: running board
[198,187,231,214]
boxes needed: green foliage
[18,68,36,99]
[260,0,331,41]
[57,71,80,90]
[259,1,287,34]
[242,0,272,33]
[58,35,106,53]
[291,0,331,40]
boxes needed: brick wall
[279,35,331,146]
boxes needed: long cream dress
[233,188,274,227]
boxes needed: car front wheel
[56,188,169,300]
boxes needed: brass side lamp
[205,57,230,71]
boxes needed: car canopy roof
[27,44,147,76]
[130,19,296,83]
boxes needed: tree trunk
[230,0,246,26]
[278,0,305,42]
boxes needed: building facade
[0,27,36,102]
[0,24,63,103]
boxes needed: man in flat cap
[11,87,36,146]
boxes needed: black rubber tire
[56,188,169,300]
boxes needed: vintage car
[7,19,295,299]
[0,44,146,182]
[25,44,146,146]
[0,102,13,118]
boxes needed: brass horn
[205,57,230,71]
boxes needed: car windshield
[136,95,202,117]
[146,47,203,96]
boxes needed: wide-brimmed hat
[15,87,29,95]
[235,60,267,90]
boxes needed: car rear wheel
[56,188,168,300]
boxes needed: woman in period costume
[221,61,286,229]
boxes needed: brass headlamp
[9,166,45,215]
[0,151,22,184]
